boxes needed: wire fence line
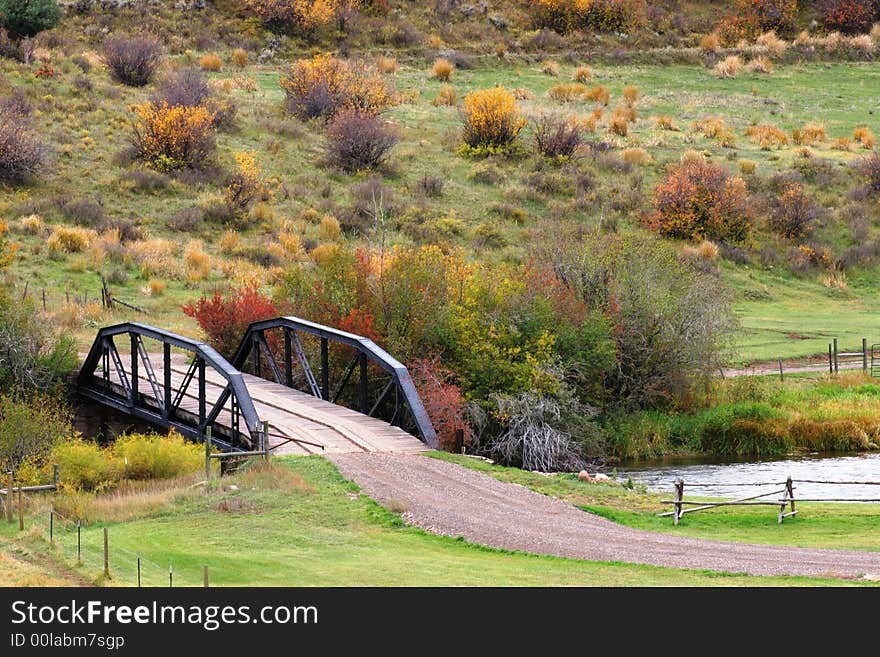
[10,489,210,587]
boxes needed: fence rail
[659,476,880,525]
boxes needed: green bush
[51,439,119,492]
[0,0,61,38]
[113,432,203,480]
[0,393,71,472]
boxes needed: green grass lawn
[1,455,871,587]
[429,452,880,553]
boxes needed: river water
[616,452,880,500]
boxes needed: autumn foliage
[245,0,342,35]
[816,0,878,34]
[647,156,753,242]
[280,53,395,121]
[131,101,216,171]
[530,0,646,34]
[716,0,798,42]
[182,285,278,359]
[410,357,474,451]
[460,86,526,153]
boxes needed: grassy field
[429,452,880,553]
[0,455,871,587]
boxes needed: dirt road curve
[330,453,880,579]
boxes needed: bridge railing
[231,316,438,448]
[77,322,261,451]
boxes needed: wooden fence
[659,477,880,525]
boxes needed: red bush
[816,0,878,34]
[410,357,473,452]
[182,285,278,359]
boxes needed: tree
[0,0,61,38]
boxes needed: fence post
[454,428,464,454]
[833,338,838,374]
[77,522,81,565]
[673,479,684,526]
[828,343,833,374]
[169,564,173,588]
[205,426,212,481]
[5,472,12,523]
[18,488,23,531]
[53,464,59,489]
[863,338,868,372]
[103,527,110,579]
[49,507,53,545]
[778,358,784,382]
[778,480,789,524]
[787,477,795,517]
[203,565,209,588]
[262,420,270,461]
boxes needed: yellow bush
[853,126,875,149]
[612,104,637,123]
[700,32,721,53]
[460,86,526,153]
[280,53,395,120]
[432,58,454,81]
[739,159,757,175]
[377,55,397,73]
[114,432,203,480]
[494,42,508,59]
[128,238,180,278]
[608,115,628,137]
[746,123,789,149]
[548,82,587,102]
[47,225,95,253]
[573,65,592,82]
[51,439,119,492]
[621,147,650,165]
[584,84,610,105]
[19,214,43,235]
[794,122,826,145]
[655,115,679,131]
[319,214,342,241]
[219,230,240,254]
[693,117,727,139]
[756,31,787,57]
[199,52,222,71]
[831,136,852,151]
[714,55,743,78]
[225,151,263,217]
[148,278,166,296]
[232,48,249,69]
[131,101,216,171]
[432,84,457,107]
[184,239,212,282]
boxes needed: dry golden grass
[621,147,650,165]
[700,32,721,53]
[692,117,727,139]
[622,86,639,105]
[612,104,637,124]
[739,159,757,175]
[756,31,787,57]
[19,213,43,235]
[494,42,508,59]
[128,238,180,278]
[219,229,240,254]
[229,459,315,494]
[821,266,847,290]
[849,34,875,53]
[654,115,679,131]
[231,48,248,69]
[584,84,610,105]
[148,278,166,296]
[853,126,875,149]
[377,55,397,74]
[428,34,443,48]
[511,87,534,100]
[0,550,77,587]
[820,31,844,52]
[278,229,302,256]
[573,65,593,83]
[319,214,342,242]
[571,114,598,133]
[432,84,457,107]
[199,52,223,72]
[872,23,880,43]
[55,302,83,329]
[714,55,743,78]
[184,239,212,282]
[47,225,95,254]
[794,122,827,146]
[548,82,587,102]
[608,115,628,137]
[746,123,789,149]
[794,30,812,46]
[746,56,773,74]
[432,58,454,81]
[541,60,560,76]
[831,136,852,151]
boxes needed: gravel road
[330,452,880,579]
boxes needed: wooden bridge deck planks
[138,353,428,456]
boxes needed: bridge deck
[145,354,428,455]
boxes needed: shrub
[573,65,592,82]
[648,155,753,242]
[746,123,789,149]
[0,0,60,38]
[608,115,628,136]
[655,115,679,131]
[541,59,559,76]
[51,439,118,492]
[746,55,774,73]
[245,0,337,36]
[182,284,278,359]
[531,0,646,34]
[769,183,821,238]
[131,101,216,171]
[0,393,71,471]
[714,55,743,77]
[410,357,473,452]
[103,35,163,87]
[460,86,526,154]
[224,151,263,218]
[533,113,582,159]
[325,110,399,172]
[816,0,877,34]
[432,83,457,107]
[853,126,875,148]
[280,53,395,121]
[199,52,222,71]
[232,48,249,68]
[113,432,203,480]
[794,122,827,145]
[377,55,396,73]
[700,32,721,52]
[0,106,45,183]
[431,57,453,81]
[584,84,610,105]
[47,225,94,253]
[548,82,586,102]
[622,86,639,105]
[621,147,650,165]
[857,151,880,193]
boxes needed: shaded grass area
[0,456,867,587]
[429,452,880,554]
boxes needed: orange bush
[410,357,474,452]
[245,0,338,35]
[199,53,222,71]
[280,53,395,120]
[232,48,249,68]
[816,0,877,34]
[647,156,752,242]
[746,123,789,149]
[431,58,454,81]
[131,101,216,171]
[460,86,526,153]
